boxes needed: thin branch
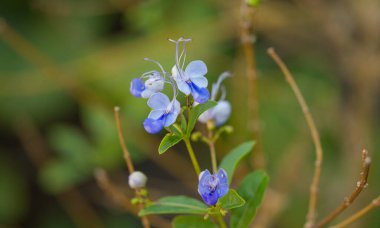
[240,1,266,169]
[331,195,380,228]
[113,106,151,228]
[114,106,135,174]
[267,47,323,228]
[317,149,371,227]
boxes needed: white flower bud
[128,171,147,189]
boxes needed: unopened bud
[128,171,147,189]
[191,132,202,141]
[224,125,234,134]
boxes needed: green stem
[183,137,201,176]
[208,129,218,173]
[216,214,227,228]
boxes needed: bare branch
[114,106,135,174]
[267,47,323,228]
[331,195,380,228]
[317,149,371,227]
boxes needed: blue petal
[163,100,180,127]
[175,79,191,95]
[143,118,164,134]
[198,170,220,206]
[189,83,210,104]
[130,78,145,98]
[147,93,170,110]
[213,101,231,126]
[217,169,229,198]
[185,60,207,77]
[148,110,165,120]
[190,75,208,88]
[200,189,219,206]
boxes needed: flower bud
[128,171,147,189]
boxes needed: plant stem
[207,123,218,173]
[267,48,323,228]
[183,137,201,176]
[331,195,380,228]
[316,149,371,227]
[114,106,135,174]
[216,214,227,228]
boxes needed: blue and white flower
[130,71,165,98]
[143,92,180,134]
[198,72,232,126]
[198,168,229,206]
[170,38,210,103]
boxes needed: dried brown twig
[317,149,371,227]
[267,47,323,228]
[114,106,135,174]
[113,106,150,228]
[331,195,380,228]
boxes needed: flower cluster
[130,38,211,134]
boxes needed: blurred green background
[1,0,380,227]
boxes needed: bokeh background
[1,0,380,227]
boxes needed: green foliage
[217,189,245,210]
[158,133,183,154]
[246,0,261,7]
[139,196,208,216]
[0,153,27,224]
[172,215,217,228]
[230,171,269,228]
[219,141,255,184]
[186,101,217,137]
[39,160,83,194]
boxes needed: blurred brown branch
[267,47,323,228]
[239,1,265,169]
[317,149,371,227]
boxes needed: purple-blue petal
[143,118,164,134]
[189,82,210,104]
[130,78,145,98]
[198,169,229,206]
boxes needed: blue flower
[130,71,165,98]
[130,78,145,98]
[169,38,210,104]
[172,61,210,103]
[198,72,231,126]
[143,92,180,134]
[198,168,229,206]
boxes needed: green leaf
[158,133,183,154]
[218,189,245,210]
[246,0,261,7]
[219,141,255,184]
[172,215,217,228]
[230,171,269,228]
[186,101,217,136]
[139,196,208,216]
